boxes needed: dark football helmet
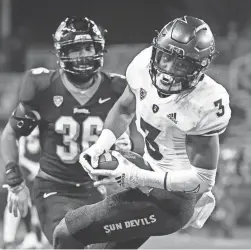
[53,17,106,83]
[150,16,217,95]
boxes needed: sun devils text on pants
[104,215,157,234]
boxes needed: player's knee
[53,218,72,249]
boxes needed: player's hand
[3,182,30,217]
[88,151,143,189]
[115,132,132,152]
[79,143,105,180]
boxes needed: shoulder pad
[108,73,127,95]
[30,67,50,75]
[188,85,231,136]
[19,68,55,109]
[29,67,55,90]
[126,47,152,91]
[109,73,126,80]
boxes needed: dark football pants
[55,188,196,247]
[32,177,149,249]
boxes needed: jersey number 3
[55,116,103,163]
[214,98,225,117]
[140,118,163,160]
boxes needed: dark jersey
[18,68,127,182]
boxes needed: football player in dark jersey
[1,17,143,249]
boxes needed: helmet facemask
[150,43,210,95]
[58,40,104,81]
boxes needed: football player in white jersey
[53,16,231,247]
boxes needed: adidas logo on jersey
[167,113,177,124]
[73,107,90,114]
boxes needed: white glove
[79,150,143,189]
[79,143,105,169]
[115,132,132,152]
[79,143,105,180]
[3,182,30,217]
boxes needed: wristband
[10,181,26,193]
[96,129,117,152]
[5,162,24,187]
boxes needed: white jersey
[126,47,231,173]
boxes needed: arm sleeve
[18,70,39,110]
[187,90,231,136]
[109,73,127,95]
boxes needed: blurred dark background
[1,0,251,70]
[8,0,251,44]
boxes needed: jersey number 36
[55,116,103,163]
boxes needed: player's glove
[114,131,132,152]
[84,131,131,196]
[80,150,144,189]
[79,143,104,168]
[79,143,106,180]
[79,129,118,171]
[96,131,132,196]
[2,182,30,217]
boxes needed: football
[98,150,152,171]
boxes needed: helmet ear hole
[201,58,209,67]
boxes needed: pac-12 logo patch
[140,88,147,100]
[53,96,63,107]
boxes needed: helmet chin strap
[157,91,171,98]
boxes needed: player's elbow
[190,167,217,193]
[117,100,135,118]
[167,166,217,194]
[198,180,214,193]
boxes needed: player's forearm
[104,99,135,139]
[97,111,134,152]
[1,123,19,165]
[1,123,24,187]
[98,91,136,151]
[19,157,40,175]
[137,165,216,194]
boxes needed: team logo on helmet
[54,21,70,42]
[166,44,185,57]
[53,96,64,107]
[140,88,147,100]
[74,34,92,42]
[92,23,102,37]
